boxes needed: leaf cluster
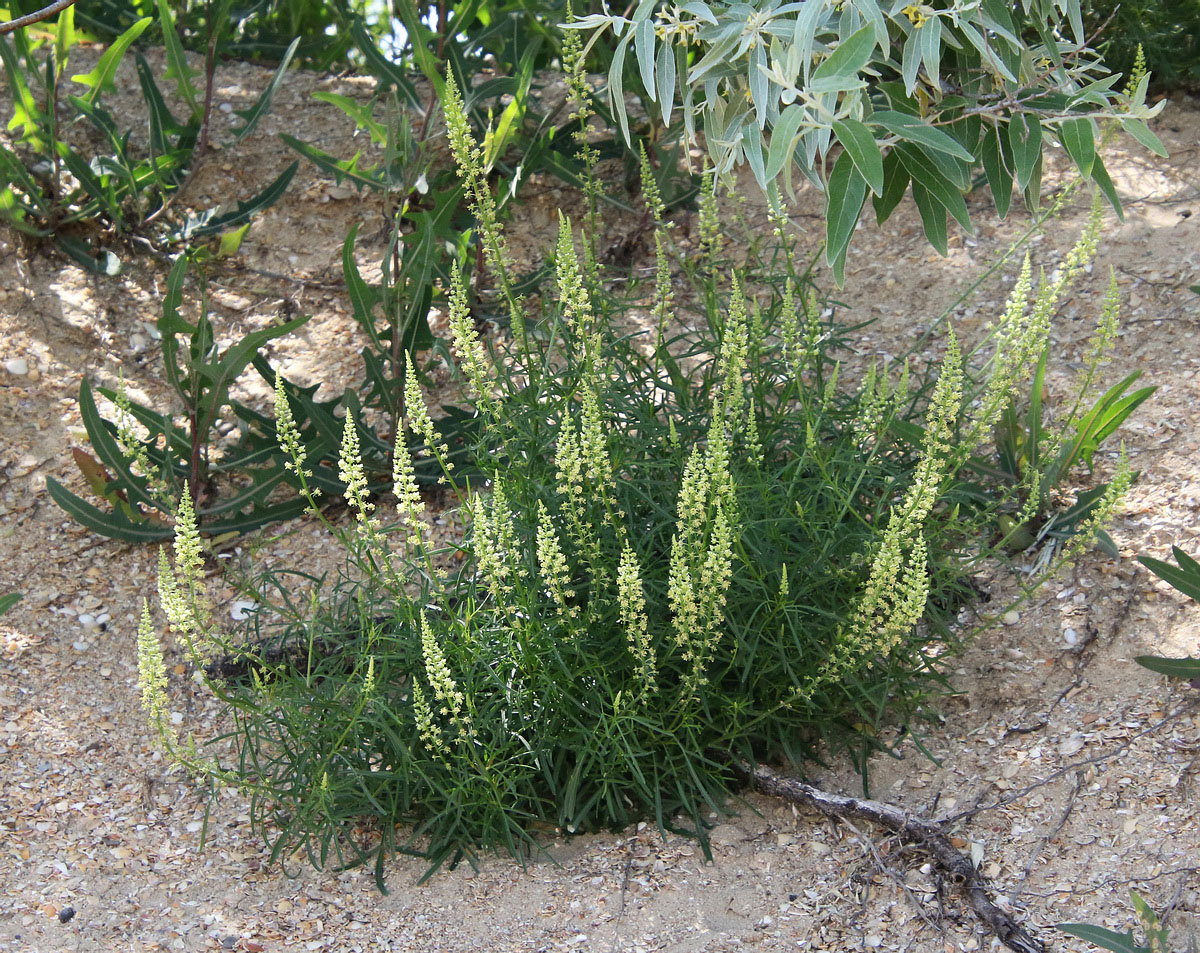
[0,0,296,272]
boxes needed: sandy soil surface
[1,50,1199,953]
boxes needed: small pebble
[77,613,95,629]
[58,906,75,924]
[1063,627,1078,645]
[230,599,258,621]
[4,357,29,376]
[1002,609,1020,625]
[218,102,234,114]
[72,641,89,651]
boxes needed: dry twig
[740,761,1045,953]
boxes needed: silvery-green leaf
[825,151,868,286]
[1121,118,1168,157]
[810,24,877,86]
[636,17,657,101]
[657,40,677,125]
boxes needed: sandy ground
[1,50,1199,953]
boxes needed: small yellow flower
[902,4,928,27]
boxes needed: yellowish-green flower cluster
[792,334,964,704]
[668,445,736,698]
[156,488,212,662]
[473,481,519,604]
[617,544,657,698]
[535,502,577,618]
[391,422,425,546]
[447,262,496,415]
[136,600,173,729]
[1059,447,1135,565]
[419,611,471,744]
[273,375,313,483]
[1071,269,1123,407]
[562,10,602,237]
[112,374,174,509]
[338,410,375,529]
[555,216,597,344]
[410,679,449,758]
[403,353,450,467]
[443,71,527,343]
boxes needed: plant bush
[571,0,1169,282]
[0,0,296,272]
[134,76,1141,885]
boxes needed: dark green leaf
[1007,112,1041,192]
[832,118,884,195]
[1134,655,1200,680]
[1138,553,1200,602]
[811,24,877,86]
[1058,118,1095,178]
[180,161,298,239]
[824,151,868,286]
[46,477,173,542]
[910,180,948,255]
[232,38,299,143]
[871,109,975,161]
[980,125,1013,219]
[1057,924,1147,953]
[0,592,22,616]
[1090,154,1124,219]
[872,149,909,224]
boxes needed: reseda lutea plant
[136,83,1139,885]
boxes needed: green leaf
[232,37,299,143]
[179,161,298,239]
[609,33,633,144]
[1134,655,1200,680]
[872,149,909,224]
[910,180,947,254]
[217,222,252,258]
[1006,112,1041,192]
[832,118,884,195]
[980,125,1012,219]
[341,223,386,351]
[1058,118,1095,178]
[824,150,868,286]
[47,477,173,542]
[1090,154,1124,219]
[657,39,677,125]
[894,144,972,232]
[1120,118,1169,158]
[1138,552,1200,602]
[766,105,808,182]
[156,0,200,118]
[1057,924,1147,953]
[0,592,21,617]
[811,24,877,86]
[871,109,975,161]
[349,21,421,109]
[71,17,152,106]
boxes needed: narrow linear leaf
[233,37,300,143]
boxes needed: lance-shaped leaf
[825,150,868,285]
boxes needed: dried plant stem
[740,761,1045,953]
